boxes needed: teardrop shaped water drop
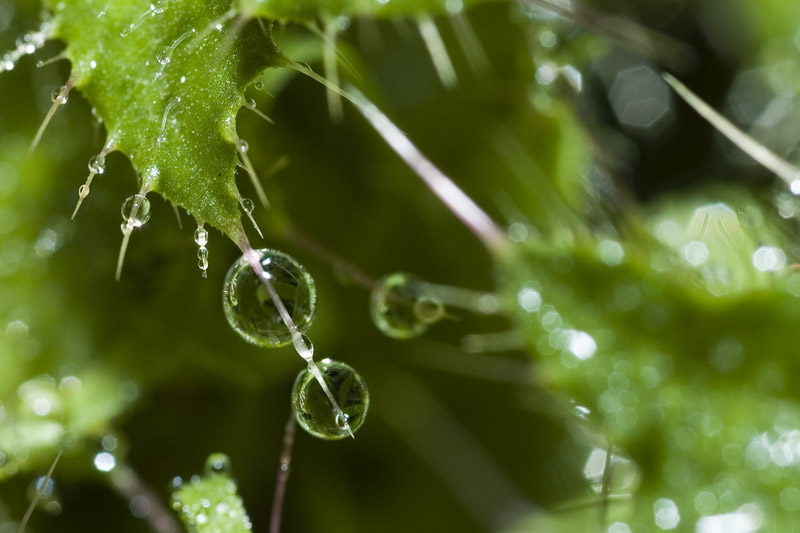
[204,453,231,476]
[194,227,208,246]
[51,86,68,104]
[121,194,151,227]
[241,197,255,214]
[370,273,441,339]
[236,139,249,153]
[222,249,316,347]
[292,359,369,440]
[88,155,106,174]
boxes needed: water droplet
[156,47,171,65]
[253,81,264,90]
[169,476,184,492]
[205,453,231,476]
[236,139,249,153]
[244,97,256,109]
[121,194,151,227]
[51,86,68,104]
[194,228,208,246]
[413,295,445,324]
[78,184,89,198]
[88,155,105,174]
[222,249,316,347]
[292,359,369,440]
[370,273,440,339]
[197,247,209,260]
[241,197,254,214]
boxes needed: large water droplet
[121,194,151,227]
[204,453,231,476]
[370,273,441,339]
[222,249,316,347]
[292,359,369,440]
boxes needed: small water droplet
[88,155,105,174]
[222,249,316,348]
[241,197,254,214]
[205,453,231,476]
[156,47,170,65]
[244,97,256,108]
[370,273,439,339]
[78,184,89,198]
[413,294,445,325]
[169,476,184,492]
[236,139,249,153]
[197,247,209,260]
[292,359,369,440]
[51,86,68,104]
[121,194,151,227]
[253,81,264,90]
[194,227,208,246]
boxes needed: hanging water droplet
[222,249,316,347]
[88,155,106,174]
[194,227,209,246]
[51,86,68,104]
[121,194,151,228]
[78,184,90,198]
[236,139,249,154]
[241,197,254,214]
[254,81,264,90]
[244,97,256,109]
[204,453,231,476]
[292,359,369,440]
[370,273,441,339]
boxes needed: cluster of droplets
[170,453,253,531]
[223,249,369,439]
[72,151,108,219]
[120,1,167,38]
[0,25,49,73]
[195,226,209,277]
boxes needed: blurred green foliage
[3,0,800,532]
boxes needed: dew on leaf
[223,249,316,348]
[292,359,369,440]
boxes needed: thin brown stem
[269,414,297,533]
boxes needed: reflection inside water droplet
[292,359,369,440]
[222,249,316,347]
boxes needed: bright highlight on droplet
[292,359,369,440]
[93,452,116,472]
[223,249,316,347]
